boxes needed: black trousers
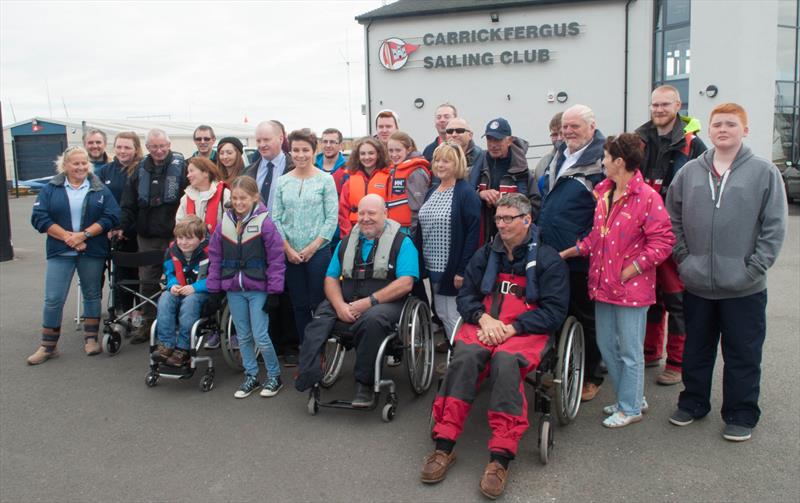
[678,290,767,428]
[295,299,403,391]
[267,292,298,356]
[569,270,603,385]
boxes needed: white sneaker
[603,397,649,415]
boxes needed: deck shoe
[479,461,508,499]
[420,450,456,484]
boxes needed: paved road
[1,195,798,502]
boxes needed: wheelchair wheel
[320,338,345,388]
[401,297,434,395]
[538,414,554,465]
[553,316,585,425]
[145,371,159,388]
[219,305,244,372]
[199,372,214,392]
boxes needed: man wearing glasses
[191,125,217,161]
[445,117,485,181]
[315,128,348,194]
[423,193,568,499]
[635,85,706,386]
[471,117,540,243]
[118,128,187,343]
[423,103,458,162]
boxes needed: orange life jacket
[347,169,390,223]
[186,182,225,232]
[346,159,431,227]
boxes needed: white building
[357,0,799,165]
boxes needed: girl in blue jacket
[28,146,120,364]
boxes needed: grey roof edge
[356,0,609,23]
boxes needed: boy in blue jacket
[153,216,210,367]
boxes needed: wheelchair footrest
[316,398,379,411]
[157,364,194,379]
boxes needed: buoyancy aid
[136,153,185,208]
[186,182,225,232]
[168,241,209,286]
[339,219,405,302]
[384,157,430,227]
[480,227,541,311]
[219,209,269,281]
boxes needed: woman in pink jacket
[561,133,674,428]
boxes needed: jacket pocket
[677,254,712,293]
[715,256,759,292]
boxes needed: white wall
[690,0,779,158]
[365,0,645,162]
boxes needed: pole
[0,103,15,261]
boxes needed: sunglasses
[194,137,213,142]
[445,128,470,134]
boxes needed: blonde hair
[54,146,89,173]
[432,141,468,180]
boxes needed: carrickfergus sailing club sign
[378,21,581,71]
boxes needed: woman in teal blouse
[272,129,338,346]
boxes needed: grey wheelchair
[307,296,435,422]
[434,315,584,464]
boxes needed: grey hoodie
[666,145,787,300]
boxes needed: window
[774,0,799,164]
[653,0,692,114]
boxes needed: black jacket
[120,152,187,239]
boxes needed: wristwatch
[83,231,92,239]
[369,294,379,307]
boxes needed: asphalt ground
[1,195,798,503]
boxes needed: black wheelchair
[307,296,436,422]
[434,315,584,464]
[144,308,220,392]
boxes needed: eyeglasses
[321,140,340,145]
[445,128,470,134]
[194,137,213,142]
[494,214,526,224]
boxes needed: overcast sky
[0,0,387,137]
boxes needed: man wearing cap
[374,110,399,146]
[470,117,539,243]
[422,103,458,163]
[445,117,485,181]
[536,104,606,401]
[191,125,217,161]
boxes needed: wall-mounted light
[506,94,511,101]
[556,91,569,103]
[704,85,718,98]
[414,98,425,109]
[490,12,499,22]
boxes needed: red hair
[710,103,748,127]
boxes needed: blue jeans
[156,291,209,350]
[284,246,330,345]
[595,302,648,415]
[42,255,105,328]
[226,291,281,378]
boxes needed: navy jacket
[94,158,131,204]
[420,179,481,296]
[457,229,569,336]
[537,129,606,272]
[422,136,442,163]
[31,172,120,259]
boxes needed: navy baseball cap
[483,117,512,139]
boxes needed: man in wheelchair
[423,193,569,499]
[295,194,420,407]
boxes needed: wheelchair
[434,315,584,464]
[101,240,165,355]
[307,296,435,422]
[145,310,219,392]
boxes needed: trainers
[602,411,642,428]
[84,338,102,356]
[722,424,752,442]
[165,348,190,367]
[203,331,221,349]
[259,376,283,397]
[420,450,456,484]
[603,397,649,415]
[479,461,508,500]
[669,408,695,426]
[151,344,173,363]
[234,375,261,398]
[581,382,601,402]
[26,346,59,365]
[657,369,682,386]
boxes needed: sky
[0,0,387,137]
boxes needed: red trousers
[643,257,686,371]
[432,273,549,456]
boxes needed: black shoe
[352,382,374,408]
[283,353,298,367]
[723,424,752,442]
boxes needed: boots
[83,317,102,356]
[27,327,60,365]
